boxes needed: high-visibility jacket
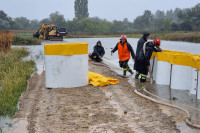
[118,41,130,61]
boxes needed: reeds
[150,32,200,43]
[0,30,12,52]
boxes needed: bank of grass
[12,33,41,45]
[148,32,200,43]
[68,32,200,43]
[130,32,200,43]
[0,48,36,117]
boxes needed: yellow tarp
[151,50,200,70]
[89,72,119,86]
[44,43,88,55]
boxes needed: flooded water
[2,38,200,132]
[20,38,200,75]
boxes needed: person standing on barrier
[138,38,163,82]
[89,40,105,62]
[134,31,150,79]
[111,35,135,76]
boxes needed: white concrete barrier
[156,61,171,85]
[190,68,198,95]
[171,65,192,90]
[44,43,88,88]
[197,71,200,99]
[150,50,200,99]
[150,57,158,81]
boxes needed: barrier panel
[198,71,200,99]
[150,50,200,98]
[44,43,88,88]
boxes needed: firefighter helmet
[154,38,161,46]
[120,34,127,40]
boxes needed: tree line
[0,3,199,33]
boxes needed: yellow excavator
[33,24,67,41]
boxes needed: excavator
[33,24,67,41]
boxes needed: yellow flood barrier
[152,50,200,70]
[44,43,88,55]
[89,72,119,86]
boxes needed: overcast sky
[0,0,199,22]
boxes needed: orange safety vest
[118,41,130,61]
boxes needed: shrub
[12,34,41,45]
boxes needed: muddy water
[0,116,28,133]
[1,38,200,132]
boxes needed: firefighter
[89,40,105,62]
[111,35,135,76]
[134,31,150,79]
[137,38,163,82]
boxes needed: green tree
[74,0,89,19]
[14,17,30,30]
[152,10,165,32]
[0,10,12,29]
[29,19,40,30]
[133,16,144,30]
[49,11,66,27]
[190,3,200,30]
[133,10,153,31]
[162,19,171,32]
[177,8,192,31]
[110,20,124,32]
[39,18,50,25]
[79,18,96,34]
[166,9,179,23]
[170,23,179,31]
[143,10,153,28]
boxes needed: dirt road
[15,62,179,133]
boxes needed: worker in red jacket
[111,35,135,76]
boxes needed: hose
[134,88,200,129]
[91,59,200,129]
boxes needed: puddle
[0,116,28,133]
[159,105,200,133]
[146,83,200,125]
[23,45,45,75]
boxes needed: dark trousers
[134,56,140,72]
[119,59,130,71]
[138,60,148,75]
[89,53,102,62]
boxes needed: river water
[1,38,200,133]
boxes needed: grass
[0,48,36,117]
[67,32,200,43]
[12,33,41,45]
[148,32,200,43]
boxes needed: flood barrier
[150,50,200,99]
[44,43,88,88]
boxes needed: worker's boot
[135,71,140,79]
[140,78,146,82]
[128,69,133,75]
[140,74,146,82]
[123,70,127,76]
